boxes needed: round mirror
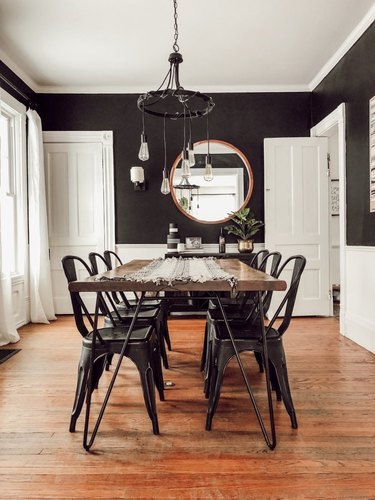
[170,140,253,224]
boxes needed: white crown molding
[35,83,310,94]
[0,48,38,92]
[309,3,375,91]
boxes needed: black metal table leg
[214,292,276,450]
[83,292,146,451]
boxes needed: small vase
[237,239,253,253]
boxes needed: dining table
[69,257,287,450]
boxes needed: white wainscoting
[344,246,375,353]
[116,243,263,263]
[12,275,29,329]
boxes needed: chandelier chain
[173,0,179,52]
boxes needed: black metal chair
[205,255,306,432]
[201,252,282,375]
[88,252,170,369]
[103,250,172,352]
[61,255,164,436]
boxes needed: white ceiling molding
[309,3,375,91]
[0,47,38,92]
[36,84,310,94]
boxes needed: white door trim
[311,103,346,334]
[43,130,115,251]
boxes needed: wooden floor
[1,316,375,499]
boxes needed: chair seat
[207,306,256,324]
[208,295,256,311]
[116,299,161,310]
[83,325,153,346]
[104,307,160,326]
[214,320,278,341]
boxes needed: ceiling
[0,0,374,93]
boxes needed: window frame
[0,87,27,279]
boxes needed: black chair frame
[205,255,306,445]
[62,255,165,450]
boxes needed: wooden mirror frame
[170,139,254,224]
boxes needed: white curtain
[27,109,56,323]
[0,214,20,345]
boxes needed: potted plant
[224,208,263,253]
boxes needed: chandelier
[136,0,215,194]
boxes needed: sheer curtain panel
[27,109,56,323]
[0,233,20,346]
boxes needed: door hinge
[49,248,51,260]
[326,153,331,177]
[328,289,332,300]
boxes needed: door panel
[44,143,104,313]
[264,137,330,316]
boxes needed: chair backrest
[267,255,306,336]
[89,252,110,275]
[248,249,269,269]
[90,251,132,309]
[103,250,123,270]
[258,251,282,276]
[258,252,282,315]
[61,255,95,337]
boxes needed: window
[0,89,27,276]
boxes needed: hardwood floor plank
[0,316,375,498]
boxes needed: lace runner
[98,257,237,289]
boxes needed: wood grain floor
[1,316,375,499]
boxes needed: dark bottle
[219,228,226,253]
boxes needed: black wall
[38,92,311,244]
[312,22,375,246]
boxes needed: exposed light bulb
[181,149,191,177]
[160,171,170,195]
[188,141,195,166]
[138,133,149,161]
[204,154,213,181]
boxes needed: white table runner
[98,257,237,289]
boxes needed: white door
[264,137,330,316]
[44,142,105,313]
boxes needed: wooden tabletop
[69,259,286,293]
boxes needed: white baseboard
[345,312,375,354]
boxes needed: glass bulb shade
[188,147,195,166]
[160,176,171,195]
[204,162,214,182]
[181,158,191,177]
[130,166,145,183]
[138,134,149,161]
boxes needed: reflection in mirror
[170,140,253,223]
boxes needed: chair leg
[151,338,165,402]
[156,317,169,369]
[269,362,282,401]
[105,353,114,371]
[206,344,232,431]
[92,355,106,389]
[69,347,91,432]
[161,301,172,351]
[268,343,298,428]
[137,361,160,435]
[254,351,264,373]
[200,322,208,372]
